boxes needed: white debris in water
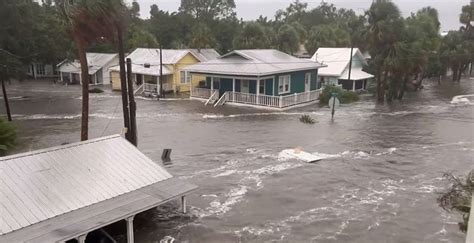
[202,114,225,119]
[213,169,238,177]
[201,185,249,216]
[201,194,218,198]
[450,94,474,105]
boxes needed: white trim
[305,72,311,92]
[278,75,291,95]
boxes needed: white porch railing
[191,88,322,109]
[134,84,145,95]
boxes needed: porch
[191,87,322,109]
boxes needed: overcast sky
[130,0,467,31]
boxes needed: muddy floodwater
[1,78,473,243]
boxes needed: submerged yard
[2,79,473,242]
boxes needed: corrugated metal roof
[340,69,374,80]
[57,53,118,75]
[0,135,172,235]
[108,48,205,76]
[183,49,325,77]
[189,49,220,62]
[310,48,367,77]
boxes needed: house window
[278,75,291,94]
[36,64,45,76]
[259,81,265,94]
[180,71,190,84]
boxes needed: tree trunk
[117,24,130,141]
[378,70,388,103]
[1,79,12,121]
[75,36,90,141]
[397,75,409,100]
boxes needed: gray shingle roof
[57,53,118,75]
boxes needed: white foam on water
[199,185,249,217]
[159,235,176,243]
[213,169,238,177]
[201,194,218,198]
[450,94,474,105]
[202,114,225,119]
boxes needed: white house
[57,53,119,85]
[26,63,58,79]
[311,48,374,91]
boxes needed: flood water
[1,78,473,243]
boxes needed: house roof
[183,49,326,77]
[0,135,196,240]
[109,48,218,76]
[57,53,118,75]
[310,48,368,77]
[340,68,374,80]
[189,49,220,62]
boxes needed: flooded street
[1,78,473,243]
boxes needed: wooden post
[348,46,354,90]
[127,58,137,146]
[117,24,130,141]
[210,76,214,91]
[181,196,187,213]
[1,79,12,121]
[159,45,164,98]
[126,216,135,243]
[279,95,283,108]
[352,80,356,91]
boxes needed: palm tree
[55,0,126,141]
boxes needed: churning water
[2,78,473,242]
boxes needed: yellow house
[109,48,219,95]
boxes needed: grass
[0,118,16,156]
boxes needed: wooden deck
[0,178,197,242]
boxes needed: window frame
[180,71,190,84]
[278,75,291,94]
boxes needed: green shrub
[0,119,16,155]
[299,114,316,124]
[89,87,104,93]
[319,85,360,105]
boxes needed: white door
[241,80,249,93]
[305,73,311,92]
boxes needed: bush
[318,85,360,105]
[89,87,104,93]
[0,118,16,155]
[437,170,473,233]
[299,114,316,124]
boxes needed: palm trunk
[378,70,388,103]
[397,75,409,100]
[75,36,90,141]
[1,79,12,121]
[116,24,130,141]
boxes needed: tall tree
[233,22,270,49]
[179,0,236,22]
[276,24,299,54]
[55,0,127,141]
[305,24,350,55]
[189,23,216,50]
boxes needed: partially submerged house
[0,135,197,243]
[57,53,119,85]
[26,63,58,79]
[311,48,373,91]
[109,48,219,94]
[184,49,326,109]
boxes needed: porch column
[33,64,37,79]
[352,80,356,91]
[273,77,276,96]
[79,72,82,85]
[190,73,193,97]
[126,216,135,243]
[210,76,214,92]
[181,195,187,213]
[77,234,87,243]
[60,72,63,83]
[256,78,260,105]
[69,72,72,85]
[232,78,235,102]
[94,73,98,85]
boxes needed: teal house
[183,49,326,109]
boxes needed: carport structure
[0,135,197,242]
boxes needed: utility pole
[126,58,137,146]
[348,46,354,90]
[117,25,131,141]
[159,45,164,98]
[1,79,12,121]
